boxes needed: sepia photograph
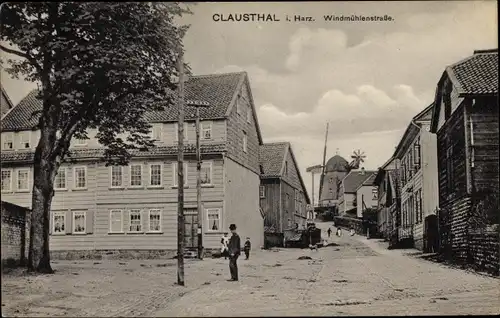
[0,1,498,317]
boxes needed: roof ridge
[262,141,290,146]
[190,71,246,79]
[473,48,498,54]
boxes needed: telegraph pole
[176,51,186,286]
[194,101,210,259]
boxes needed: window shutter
[49,212,53,235]
[65,210,73,234]
[86,211,94,234]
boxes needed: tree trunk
[28,130,58,273]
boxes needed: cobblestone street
[2,227,499,317]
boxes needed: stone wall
[469,232,499,276]
[1,201,30,266]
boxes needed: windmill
[349,149,366,170]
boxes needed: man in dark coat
[227,223,241,281]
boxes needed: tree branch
[0,44,31,59]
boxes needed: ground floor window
[109,209,123,233]
[129,209,142,232]
[148,209,162,232]
[53,211,66,234]
[207,208,221,232]
[73,211,86,234]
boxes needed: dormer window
[19,131,30,149]
[2,132,13,150]
[201,121,212,140]
[74,137,87,146]
[150,123,162,141]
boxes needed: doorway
[184,209,199,250]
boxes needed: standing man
[327,227,332,238]
[227,224,241,281]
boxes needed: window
[73,211,86,234]
[19,131,30,149]
[55,167,67,190]
[149,164,162,187]
[414,138,421,169]
[172,162,188,187]
[17,169,29,191]
[372,188,378,200]
[74,137,87,146]
[148,209,161,232]
[74,167,87,189]
[109,209,123,233]
[415,189,423,223]
[284,161,288,176]
[110,166,123,188]
[150,123,162,141]
[201,122,212,140]
[207,208,221,232]
[1,170,12,191]
[247,107,252,123]
[242,132,247,153]
[259,185,265,198]
[53,211,65,235]
[175,123,189,142]
[2,133,13,150]
[201,162,212,185]
[129,209,142,232]
[130,164,143,187]
[408,151,413,178]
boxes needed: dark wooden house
[259,142,310,247]
[373,158,401,243]
[430,49,499,273]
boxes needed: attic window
[19,131,31,149]
[3,132,13,150]
[284,161,288,176]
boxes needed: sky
[1,1,498,204]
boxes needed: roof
[259,142,311,204]
[324,155,350,172]
[431,49,498,132]
[1,72,250,131]
[393,103,434,159]
[342,170,376,193]
[447,49,498,96]
[259,142,288,178]
[0,143,226,164]
[1,86,15,114]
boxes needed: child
[336,226,342,237]
[221,233,229,259]
[244,237,251,260]
[350,227,355,236]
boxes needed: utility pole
[176,50,186,286]
[194,101,210,260]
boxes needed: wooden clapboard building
[430,49,498,273]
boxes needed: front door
[184,209,199,249]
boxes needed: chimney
[360,167,365,175]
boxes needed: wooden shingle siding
[437,102,467,204]
[282,149,301,191]
[468,98,499,193]
[226,80,260,174]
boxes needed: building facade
[430,49,498,272]
[355,173,378,218]
[0,71,266,256]
[337,168,376,216]
[259,142,310,247]
[393,104,439,251]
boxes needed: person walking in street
[350,226,355,236]
[220,232,230,259]
[336,226,342,237]
[327,227,332,238]
[227,224,241,281]
[244,237,251,260]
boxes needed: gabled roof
[260,142,288,178]
[1,85,15,116]
[393,103,433,159]
[431,49,498,132]
[342,170,376,193]
[448,49,498,96]
[259,142,311,204]
[1,72,263,146]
